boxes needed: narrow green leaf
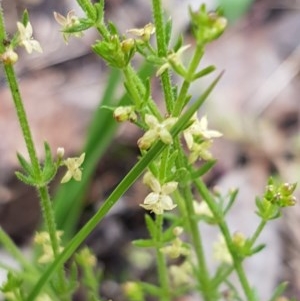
[164,17,172,47]
[144,214,157,238]
[267,282,288,301]
[28,74,222,300]
[191,160,216,179]
[132,239,155,248]
[16,153,32,175]
[15,171,36,186]
[192,65,216,80]
[21,10,29,26]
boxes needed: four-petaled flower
[183,114,222,163]
[140,171,177,215]
[213,234,232,264]
[138,114,177,150]
[127,23,155,42]
[17,22,43,54]
[184,114,222,149]
[156,45,190,76]
[54,10,83,43]
[61,153,85,183]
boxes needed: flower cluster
[160,227,189,258]
[34,231,64,264]
[17,22,42,54]
[213,234,232,265]
[183,114,222,163]
[54,10,83,43]
[138,114,177,150]
[61,153,85,183]
[140,171,177,215]
[256,178,297,220]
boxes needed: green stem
[194,178,256,301]
[123,66,143,107]
[249,220,267,246]
[0,6,69,298]
[4,65,41,176]
[181,186,214,301]
[155,215,170,301]
[172,45,204,116]
[152,0,174,113]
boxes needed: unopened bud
[113,106,137,122]
[0,48,18,65]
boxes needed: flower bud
[113,106,137,122]
[0,48,18,65]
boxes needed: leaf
[250,244,266,255]
[192,65,216,80]
[191,160,216,179]
[144,214,157,238]
[267,282,288,301]
[15,171,36,186]
[41,141,57,183]
[16,153,33,175]
[164,17,172,47]
[132,239,155,248]
[173,35,183,52]
[21,10,29,26]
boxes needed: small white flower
[17,22,42,54]
[156,45,190,76]
[193,200,213,217]
[61,153,85,183]
[34,231,64,264]
[188,140,213,163]
[54,10,83,43]
[127,23,155,42]
[140,172,177,215]
[184,114,222,149]
[213,235,232,264]
[160,237,189,259]
[138,114,177,150]
[169,261,193,287]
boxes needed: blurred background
[1,0,300,300]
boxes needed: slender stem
[249,219,266,246]
[194,178,256,301]
[0,6,69,298]
[4,64,41,176]
[152,0,174,113]
[172,45,204,116]
[181,186,214,301]
[155,215,170,301]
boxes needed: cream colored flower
[188,140,213,163]
[184,114,222,149]
[160,237,189,259]
[127,23,155,41]
[193,200,213,217]
[34,231,64,264]
[113,106,137,122]
[156,45,190,76]
[36,294,52,301]
[213,235,232,264]
[169,261,193,287]
[140,172,177,215]
[54,10,83,43]
[138,114,177,150]
[61,153,85,183]
[17,22,42,53]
